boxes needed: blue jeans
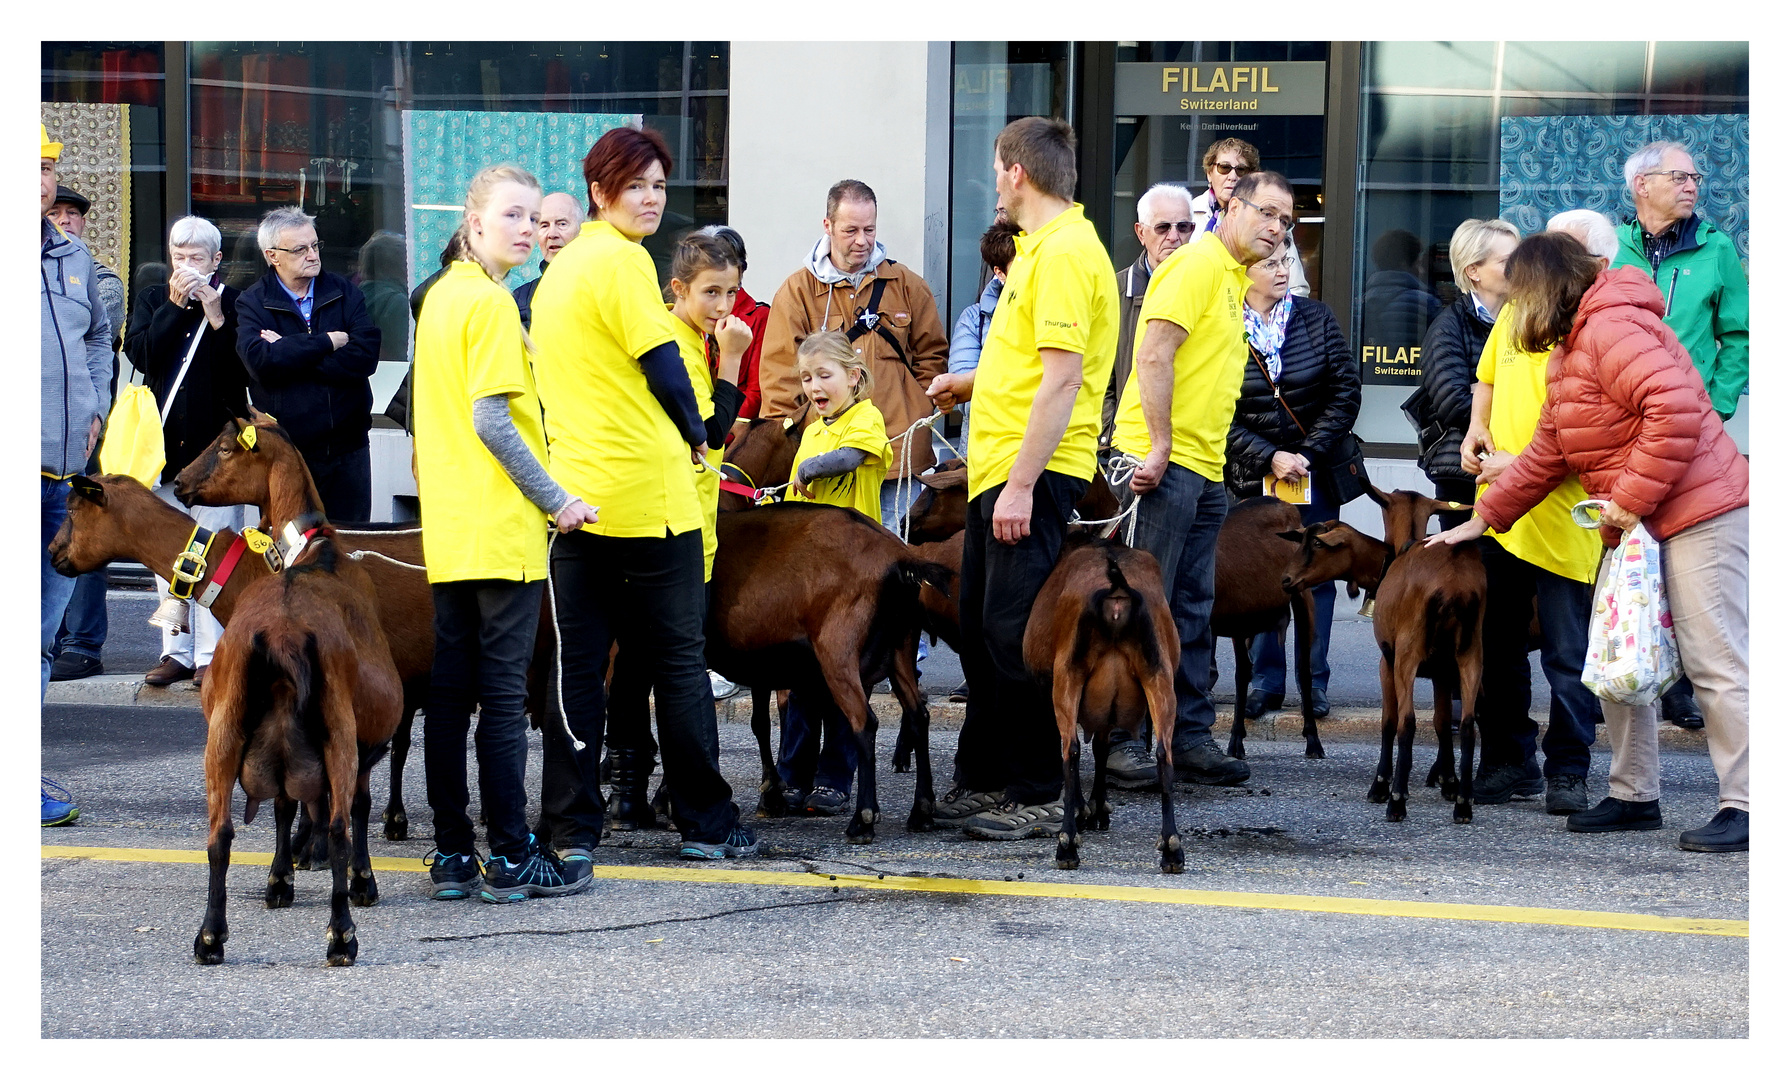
[1114,463,1229,753]
[777,688,858,795]
[1477,537,1600,778]
[42,478,78,700]
[1249,481,1341,695]
[54,570,108,661]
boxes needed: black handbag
[1250,345,1371,506]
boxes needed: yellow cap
[41,123,62,161]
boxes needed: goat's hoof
[905,807,937,832]
[891,754,912,774]
[1094,809,1111,832]
[1055,836,1080,871]
[1453,800,1473,824]
[845,811,876,844]
[1228,740,1247,760]
[1367,779,1391,803]
[382,809,408,841]
[1305,742,1325,760]
[324,926,357,967]
[1425,761,1444,787]
[1440,780,1459,801]
[1385,799,1407,823]
[1158,833,1185,873]
[264,874,294,909]
[1054,857,1080,871]
[193,927,227,965]
[349,870,379,908]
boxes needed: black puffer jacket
[1411,295,1496,485]
[1225,297,1361,498]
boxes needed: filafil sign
[1114,61,1328,115]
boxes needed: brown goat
[175,415,435,847]
[192,488,403,966]
[707,503,950,842]
[1212,497,1324,760]
[897,457,1123,544]
[718,409,813,512]
[1023,535,1183,873]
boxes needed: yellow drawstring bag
[97,379,166,486]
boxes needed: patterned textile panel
[40,102,132,276]
[1499,114,1748,265]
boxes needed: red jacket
[1476,266,1748,542]
[732,287,771,423]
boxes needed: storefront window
[1354,41,1748,388]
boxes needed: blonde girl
[772,329,894,815]
[413,163,597,904]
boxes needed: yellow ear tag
[1445,501,1464,510]
[782,417,796,431]
[236,426,258,451]
[242,528,272,553]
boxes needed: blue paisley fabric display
[1498,114,1748,265]
[402,110,639,290]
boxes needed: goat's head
[49,474,163,576]
[1376,488,1463,553]
[1279,520,1391,599]
[175,412,285,509]
[903,459,968,543]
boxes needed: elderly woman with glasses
[1224,236,1361,722]
[1190,137,1309,297]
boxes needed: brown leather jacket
[759,258,949,479]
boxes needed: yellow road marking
[43,845,1746,938]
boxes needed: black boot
[606,748,658,831]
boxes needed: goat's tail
[246,625,325,754]
[1423,590,1483,663]
[1090,554,1141,638]
[896,556,953,596]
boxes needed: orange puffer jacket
[1476,266,1748,542]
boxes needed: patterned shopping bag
[1582,523,1683,705]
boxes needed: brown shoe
[193,665,209,690]
[144,656,194,687]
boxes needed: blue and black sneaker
[424,849,483,900]
[478,835,593,903]
[678,823,761,860]
[41,778,79,827]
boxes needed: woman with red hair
[529,126,757,861]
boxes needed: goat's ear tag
[236,426,258,451]
[1445,501,1464,510]
[782,417,796,431]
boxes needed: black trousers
[423,578,543,861]
[951,471,1087,805]
[308,444,372,523]
[540,528,738,846]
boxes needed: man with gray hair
[1101,182,1197,451]
[234,205,382,520]
[121,215,254,687]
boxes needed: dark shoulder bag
[1249,345,1371,506]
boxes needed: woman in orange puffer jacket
[1432,232,1748,853]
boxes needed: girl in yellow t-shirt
[773,330,894,815]
[413,164,598,904]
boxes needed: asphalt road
[42,695,1746,1039]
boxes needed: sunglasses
[1209,162,1254,176]
[1150,220,1196,236]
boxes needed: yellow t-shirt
[966,203,1118,501]
[789,399,893,523]
[1110,232,1251,482]
[530,219,702,539]
[412,261,549,584]
[671,314,725,579]
[1475,309,1602,583]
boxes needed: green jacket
[1612,216,1748,418]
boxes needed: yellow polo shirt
[412,261,549,583]
[789,399,892,522]
[966,203,1118,500]
[1475,309,1601,583]
[671,314,725,578]
[530,219,702,539]
[1110,232,1250,482]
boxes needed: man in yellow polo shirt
[1107,170,1297,787]
[923,116,1118,839]
[1456,211,1613,815]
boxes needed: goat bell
[1358,595,1376,619]
[148,594,191,634]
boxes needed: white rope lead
[543,531,587,752]
[345,549,427,571]
[890,411,945,545]
[1071,452,1144,547]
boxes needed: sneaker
[931,786,1004,822]
[1473,757,1544,804]
[1172,740,1250,786]
[1566,797,1662,833]
[947,682,969,704]
[1105,738,1159,789]
[144,656,194,687]
[963,798,1064,840]
[49,652,102,681]
[424,850,483,900]
[1544,775,1589,816]
[803,786,849,816]
[1679,808,1748,853]
[708,671,740,700]
[41,778,79,827]
[479,836,593,902]
[679,824,761,860]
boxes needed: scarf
[1244,293,1293,382]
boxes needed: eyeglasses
[1232,195,1296,232]
[1641,170,1703,188]
[1209,162,1254,176]
[1150,220,1196,236]
[269,240,323,256]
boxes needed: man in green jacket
[1611,140,1748,421]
